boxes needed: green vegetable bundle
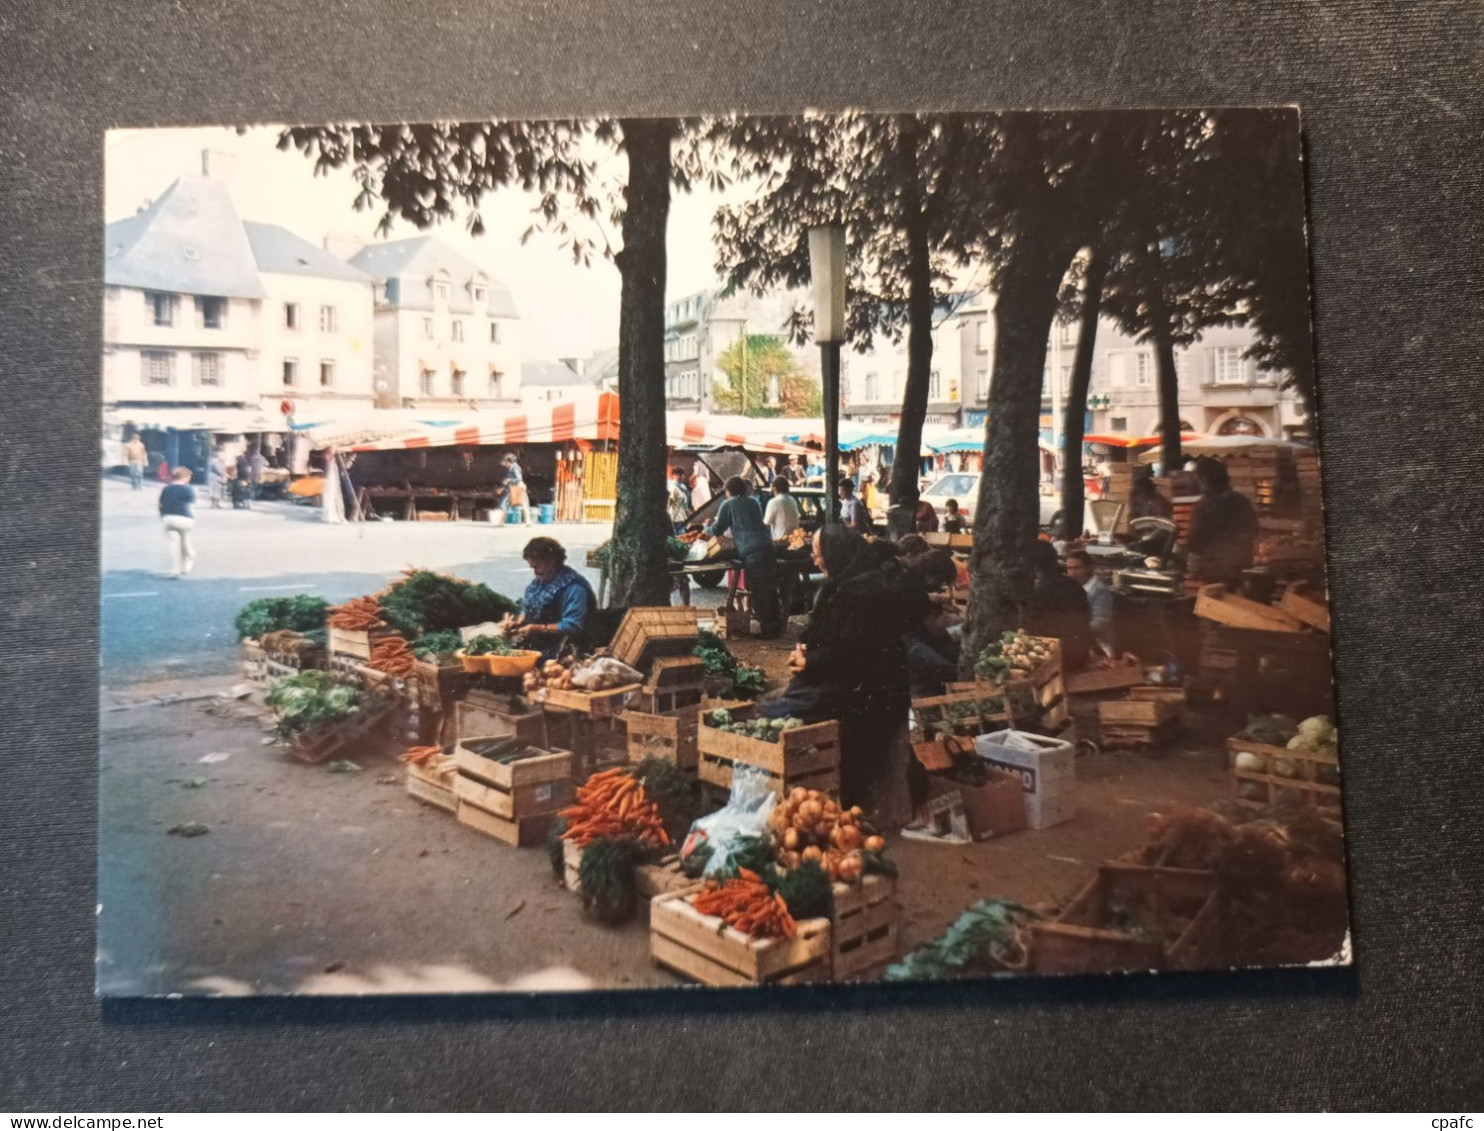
[235,595,329,641]
[692,632,768,700]
[376,569,518,635]
[265,670,361,738]
[463,634,521,657]
[703,709,805,740]
[885,898,1037,982]
[411,630,465,660]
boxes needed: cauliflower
[1288,715,1337,753]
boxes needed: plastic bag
[680,764,777,878]
[570,656,643,690]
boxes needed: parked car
[920,472,1093,532]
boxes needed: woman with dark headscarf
[760,524,915,822]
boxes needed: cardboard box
[954,768,1027,840]
[975,729,1076,829]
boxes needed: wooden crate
[1065,656,1146,696]
[405,756,458,813]
[541,683,643,719]
[563,842,689,902]
[607,606,703,671]
[456,801,554,847]
[831,874,900,981]
[454,739,571,790]
[328,625,398,661]
[650,887,832,987]
[455,690,547,743]
[909,688,1012,743]
[696,706,841,797]
[1194,584,1305,634]
[567,728,630,783]
[1280,584,1331,633]
[622,708,701,772]
[286,703,397,765]
[1030,865,1224,974]
[1226,736,1341,808]
[413,658,473,709]
[634,656,706,714]
[454,769,573,821]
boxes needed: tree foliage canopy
[713,334,822,417]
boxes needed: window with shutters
[1135,353,1154,387]
[976,368,990,398]
[142,350,175,386]
[1108,353,1128,388]
[490,321,500,344]
[192,352,222,387]
[420,369,435,396]
[282,359,298,387]
[319,305,338,333]
[451,319,464,342]
[451,369,465,397]
[284,303,300,330]
[319,360,335,388]
[421,317,434,340]
[490,369,504,397]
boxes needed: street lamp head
[807,225,847,345]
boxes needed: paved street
[101,476,616,686]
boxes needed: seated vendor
[515,536,596,660]
[1022,540,1092,671]
[1129,475,1174,521]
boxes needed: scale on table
[1090,499,1126,545]
[1113,517,1184,597]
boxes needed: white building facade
[349,237,522,409]
[102,173,377,418]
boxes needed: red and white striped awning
[342,392,621,451]
[668,416,814,455]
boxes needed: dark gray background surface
[1,0,1481,1112]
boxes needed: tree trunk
[1153,319,1182,472]
[1060,249,1107,539]
[606,118,674,608]
[962,235,1080,674]
[889,213,935,535]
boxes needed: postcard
[97,108,1345,996]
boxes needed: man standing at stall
[1023,541,1092,671]
[838,479,870,534]
[1186,456,1259,587]
[705,477,783,638]
[1066,549,1115,658]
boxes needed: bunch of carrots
[559,767,669,849]
[328,595,385,631]
[693,869,798,939]
[369,636,416,677]
[399,745,443,767]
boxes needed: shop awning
[668,414,815,455]
[927,427,1055,454]
[1083,431,1138,448]
[1131,431,1208,447]
[325,392,621,451]
[104,407,291,433]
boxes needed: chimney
[323,234,368,261]
[200,148,239,185]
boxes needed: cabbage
[1271,756,1300,779]
[1290,715,1336,750]
[1234,751,1268,773]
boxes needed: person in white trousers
[158,466,197,578]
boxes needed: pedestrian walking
[248,445,268,503]
[207,447,228,509]
[158,467,197,579]
[497,451,533,525]
[124,435,148,490]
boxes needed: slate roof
[520,360,588,387]
[104,176,267,299]
[243,221,370,283]
[349,236,519,318]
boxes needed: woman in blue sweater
[515,536,596,660]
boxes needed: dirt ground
[97,646,1237,997]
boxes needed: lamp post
[808,225,847,522]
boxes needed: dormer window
[433,282,449,303]
[472,285,487,304]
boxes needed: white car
[920,472,1087,530]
